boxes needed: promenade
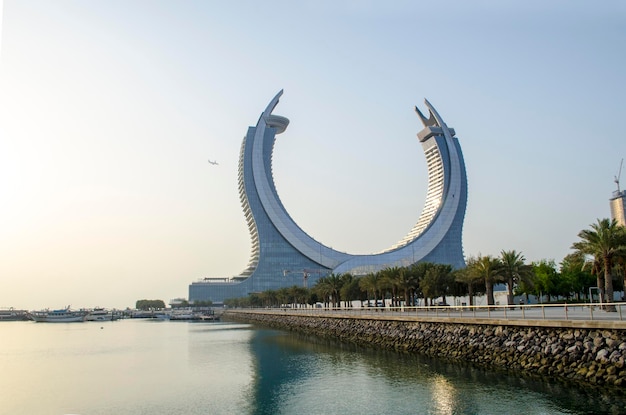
[227,302,626,330]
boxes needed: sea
[1,318,625,415]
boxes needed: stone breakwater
[225,311,626,389]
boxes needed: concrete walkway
[226,303,626,330]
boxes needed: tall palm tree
[572,218,626,311]
[324,273,344,307]
[396,267,418,306]
[500,250,534,305]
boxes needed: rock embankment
[225,311,626,388]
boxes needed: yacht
[85,307,119,321]
[30,307,87,323]
[0,308,30,321]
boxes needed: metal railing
[229,302,626,323]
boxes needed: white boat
[0,308,29,321]
[30,307,87,323]
[85,307,119,321]
[169,308,219,321]
[169,309,196,320]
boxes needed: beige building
[610,190,626,227]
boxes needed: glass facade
[189,92,468,304]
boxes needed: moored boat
[30,307,87,322]
[85,307,120,321]
[0,308,30,321]
[169,308,220,321]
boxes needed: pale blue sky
[1,1,625,309]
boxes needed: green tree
[359,272,382,306]
[467,255,503,306]
[410,262,434,306]
[135,299,166,310]
[531,259,559,302]
[421,263,454,305]
[380,267,402,307]
[396,266,419,306]
[339,274,360,307]
[314,275,344,308]
[500,250,534,305]
[572,218,626,311]
[454,261,484,306]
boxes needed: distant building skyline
[190,91,468,304]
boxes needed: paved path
[227,303,626,329]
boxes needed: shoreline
[224,309,626,392]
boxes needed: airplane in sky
[208,160,219,166]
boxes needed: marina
[0,306,221,323]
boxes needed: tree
[532,259,559,302]
[454,261,484,306]
[314,274,344,308]
[466,255,503,306]
[499,250,534,305]
[135,299,165,310]
[359,272,382,306]
[410,262,433,306]
[557,253,594,300]
[339,274,360,307]
[421,263,454,305]
[572,218,626,311]
[396,266,419,306]
[325,273,344,307]
[380,267,402,307]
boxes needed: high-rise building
[610,191,626,227]
[189,91,468,303]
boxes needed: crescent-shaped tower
[189,91,467,303]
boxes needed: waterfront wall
[224,311,626,388]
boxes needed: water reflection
[3,320,625,414]
[245,330,626,415]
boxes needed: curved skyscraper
[190,91,467,303]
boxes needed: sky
[1,1,625,310]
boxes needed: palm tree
[380,267,402,306]
[410,262,434,306]
[454,260,484,306]
[313,277,332,307]
[359,272,382,306]
[339,273,360,307]
[572,218,626,311]
[421,263,453,305]
[500,250,534,305]
[324,273,344,307]
[396,267,418,306]
[467,255,503,306]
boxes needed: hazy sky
[1,1,625,309]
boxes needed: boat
[0,308,30,321]
[29,307,87,322]
[169,309,197,321]
[169,308,220,321]
[85,307,119,321]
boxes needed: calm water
[1,319,624,415]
